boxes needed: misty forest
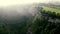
[0,2,60,34]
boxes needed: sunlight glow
[0,0,60,7]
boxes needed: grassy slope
[42,6,60,14]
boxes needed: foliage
[0,6,60,34]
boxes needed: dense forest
[0,4,60,34]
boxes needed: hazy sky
[0,0,60,7]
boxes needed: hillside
[0,3,60,34]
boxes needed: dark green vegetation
[0,4,60,34]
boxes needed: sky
[0,0,60,7]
